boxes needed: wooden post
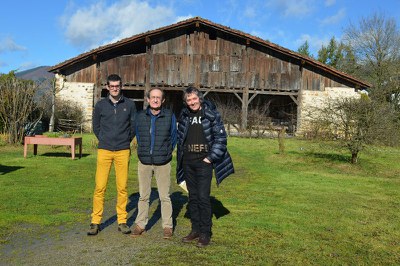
[94,59,102,106]
[145,37,152,109]
[241,88,249,129]
[296,60,305,134]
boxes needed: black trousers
[183,158,213,236]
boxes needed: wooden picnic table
[24,135,82,159]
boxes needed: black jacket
[92,95,136,151]
[176,100,234,185]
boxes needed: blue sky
[1,0,399,73]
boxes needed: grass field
[0,135,399,264]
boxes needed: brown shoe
[163,228,173,239]
[196,234,210,248]
[87,223,100,236]
[182,231,200,243]
[130,224,145,237]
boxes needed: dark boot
[196,234,210,247]
[182,231,200,243]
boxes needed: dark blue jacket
[176,100,234,185]
[135,107,176,165]
[92,95,136,151]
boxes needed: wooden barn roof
[49,16,370,88]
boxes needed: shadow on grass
[289,150,350,163]
[307,152,350,163]
[0,164,24,175]
[38,152,90,159]
[100,189,230,232]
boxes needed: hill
[15,66,54,82]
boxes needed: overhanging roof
[49,16,370,89]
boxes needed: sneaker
[163,228,173,239]
[182,231,200,243]
[87,223,100,236]
[118,223,131,234]
[196,234,210,248]
[130,224,145,237]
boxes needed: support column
[296,60,305,134]
[94,55,102,106]
[241,88,249,129]
[144,37,152,110]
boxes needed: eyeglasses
[108,85,121,89]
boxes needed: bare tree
[307,95,400,163]
[40,76,66,132]
[343,12,400,103]
[247,100,271,138]
[0,72,45,144]
[210,96,241,135]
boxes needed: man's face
[147,89,164,110]
[185,93,201,112]
[107,81,122,97]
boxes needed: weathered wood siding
[63,30,350,93]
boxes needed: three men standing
[88,79,233,246]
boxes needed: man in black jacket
[87,74,136,236]
[130,88,176,239]
[176,87,234,247]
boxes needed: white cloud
[61,0,183,50]
[244,6,257,19]
[0,37,26,53]
[320,8,346,25]
[266,0,316,18]
[324,0,335,7]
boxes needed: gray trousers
[135,161,173,229]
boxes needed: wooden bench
[24,135,82,159]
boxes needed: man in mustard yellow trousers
[88,74,136,236]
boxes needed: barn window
[230,56,241,72]
[212,57,220,72]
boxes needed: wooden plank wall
[65,29,350,93]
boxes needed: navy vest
[136,108,173,165]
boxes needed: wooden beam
[233,92,243,103]
[248,92,259,105]
[94,61,102,107]
[241,88,249,129]
[289,95,298,105]
[144,42,152,110]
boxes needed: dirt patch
[0,192,190,265]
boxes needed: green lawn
[0,135,399,264]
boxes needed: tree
[297,40,313,58]
[316,37,358,75]
[0,72,45,144]
[343,12,400,103]
[307,95,400,163]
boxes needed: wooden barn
[49,16,370,134]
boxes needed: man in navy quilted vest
[176,86,234,247]
[130,88,176,239]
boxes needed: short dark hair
[183,86,204,104]
[146,88,165,100]
[107,74,122,85]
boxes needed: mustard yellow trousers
[91,149,130,224]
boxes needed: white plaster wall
[56,76,94,131]
[297,87,361,134]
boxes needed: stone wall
[297,87,362,134]
[56,74,94,131]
